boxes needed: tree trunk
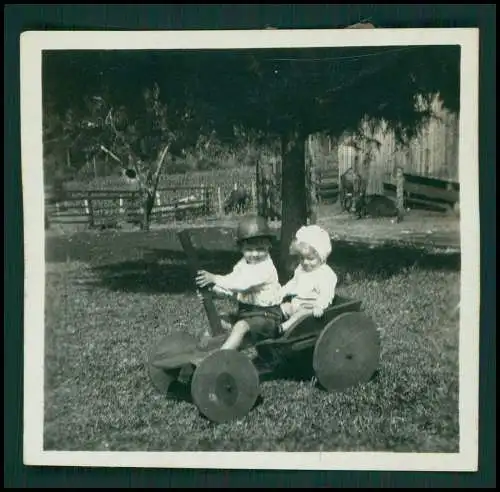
[256,158,264,216]
[395,166,405,223]
[279,130,307,283]
[306,135,318,224]
[272,156,282,192]
[308,163,318,224]
[141,143,170,231]
[142,191,155,231]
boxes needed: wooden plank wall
[337,95,459,193]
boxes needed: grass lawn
[43,227,460,452]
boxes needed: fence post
[251,180,257,212]
[256,159,262,216]
[202,184,210,215]
[308,160,318,225]
[396,166,405,223]
[119,197,124,215]
[265,184,271,221]
[217,187,223,217]
[316,169,322,206]
[143,197,150,231]
[85,198,94,228]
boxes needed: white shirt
[280,263,338,312]
[213,256,282,307]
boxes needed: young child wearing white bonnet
[279,224,338,334]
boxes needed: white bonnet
[295,225,332,262]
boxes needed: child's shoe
[177,363,194,384]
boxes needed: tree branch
[151,143,170,193]
[99,145,122,164]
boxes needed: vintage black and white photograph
[22,27,479,470]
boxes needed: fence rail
[46,142,461,230]
[45,183,259,229]
[314,168,459,212]
[45,169,460,230]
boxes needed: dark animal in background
[224,186,251,214]
[340,167,367,216]
[340,168,398,220]
[354,194,399,219]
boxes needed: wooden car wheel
[191,350,260,424]
[313,312,380,391]
[147,332,198,394]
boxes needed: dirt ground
[45,202,460,253]
[316,203,460,252]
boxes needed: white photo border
[21,28,480,471]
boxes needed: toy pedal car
[147,230,381,424]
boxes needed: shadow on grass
[82,249,243,295]
[80,241,460,295]
[258,355,382,387]
[161,355,383,424]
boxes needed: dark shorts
[225,303,283,343]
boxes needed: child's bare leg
[281,308,313,333]
[220,320,250,350]
[202,319,232,338]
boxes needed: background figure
[224,185,251,215]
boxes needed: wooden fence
[315,167,459,213]
[46,169,460,232]
[45,183,260,229]
[337,96,460,195]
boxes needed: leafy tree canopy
[43,44,460,149]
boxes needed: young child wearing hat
[195,215,283,351]
[279,225,338,333]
